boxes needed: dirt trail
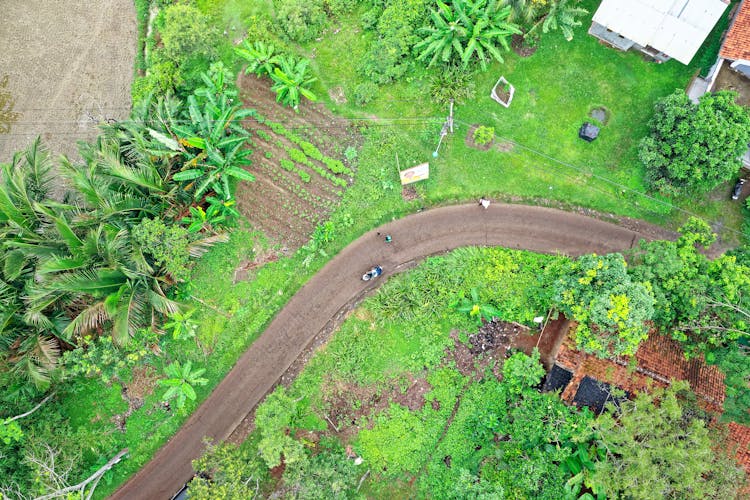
[110,203,674,499]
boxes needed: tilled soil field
[236,72,360,249]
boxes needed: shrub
[473,126,495,146]
[353,82,378,106]
[357,0,430,83]
[323,0,362,17]
[156,3,220,91]
[428,65,477,105]
[273,0,328,43]
[132,217,193,282]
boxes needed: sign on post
[399,162,429,185]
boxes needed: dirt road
[110,203,673,499]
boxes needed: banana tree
[416,0,521,70]
[270,56,318,111]
[235,40,280,77]
[159,360,208,409]
[455,288,502,325]
[160,64,257,200]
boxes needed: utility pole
[433,99,455,158]
[448,98,454,134]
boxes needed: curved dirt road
[111,204,672,499]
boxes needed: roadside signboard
[399,162,429,185]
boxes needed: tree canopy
[639,90,750,196]
[592,382,745,499]
[554,253,655,358]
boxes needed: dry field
[0,0,136,162]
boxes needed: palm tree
[502,0,547,27]
[0,140,68,390]
[529,0,588,41]
[270,56,318,111]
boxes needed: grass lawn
[306,0,748,242]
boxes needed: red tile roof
[555,327,725,413]
[729,422,750,474]
[721,0,750,61]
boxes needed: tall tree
[592,382,745,499]
[629,217,750,356]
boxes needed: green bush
[323,0,363,17]
[273,0,328,43]
[132,217,193,282]
[639,90,750,196]
[357,0,430,83]
[353,82,378,106]
[428,64,477,105]
[473,126,495,146]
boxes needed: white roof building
[589,0,729,64]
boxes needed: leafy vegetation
[554,253,655,358]
[184,248,745,498]
[415,0,521,70]
[5,0,750,497]
[639,90,750,196]
[592,382,744,499]
[629,218,750,356]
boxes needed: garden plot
[236,73,359,248]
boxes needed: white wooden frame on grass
[490,76,515,108]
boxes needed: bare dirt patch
[511,34,538,58]
[401,185,421,202]
[713,60,750,107]
[447,319,530,379]
[0,1,136,163]
[112,366,159,432]
[236,73,361,249]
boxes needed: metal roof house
[589,0,730,64]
